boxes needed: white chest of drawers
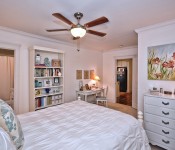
[144,93,175,150]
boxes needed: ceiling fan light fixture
[71,26,86,38]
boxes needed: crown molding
[135,19,175,33]
[103,45,138,53]
[0,26,74,47]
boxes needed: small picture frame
[53,78,59,86]
[52,59,61,67]
[90,70,95,80]
[84,70,89,79]
[35,89,41,96]
[76,70,82,79]
[43,79,52,87]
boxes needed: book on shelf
[40,97,45,107]
[47,96,52,105]
[35,98,41,107]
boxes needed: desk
[76,88,104,102]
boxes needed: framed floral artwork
[148,43,175,80]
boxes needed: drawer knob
[162,139,170,144]
[162,130,169,134]
[162,111,169,115]
[162,120,169,125]
[162,101,169,105]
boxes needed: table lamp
[94,75,100,88]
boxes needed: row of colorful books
[35,96,52,108]
[35,68,62,77]
[35,94,63,108]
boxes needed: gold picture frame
[76,70,82,79]
[90,70,95,80]
[84,70,89,79]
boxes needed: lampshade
[71,26,86,38]
[94,75,100,81]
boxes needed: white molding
[135,19,175,33]
[0,26,74,47]
[103,45,138,53]
[32,46,64,53]
[0,41,21,114]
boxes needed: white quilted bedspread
[18,100,150,150]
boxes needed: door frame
[0,41,20,114]
[115,55,137,109]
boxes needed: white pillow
[0,127,16,150]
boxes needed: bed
[16,100,150,150]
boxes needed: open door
[0,49,14,109]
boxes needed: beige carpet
[107,102,137,118]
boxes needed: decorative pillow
[0,99,24,150]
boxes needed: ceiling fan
[46,12,109,39]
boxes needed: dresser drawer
[144,95,175,109]
[144,113,175,130]
[145,122,175,140]
[146,130,175,150]
[145,104,175,120]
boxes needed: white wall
[0,27,103,114]
[103,46,138,108]
[136,20,175,112]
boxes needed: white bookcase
[29,46,64,111]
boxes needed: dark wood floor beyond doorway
[116,92,132,106]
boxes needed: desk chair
[96,86,108,107]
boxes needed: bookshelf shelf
[34,76,63,79]
[35,85,63,90]
[35,66,63,69]
[35,92,63,98]
[29,46,64,111]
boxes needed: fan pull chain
[77,39,80,52]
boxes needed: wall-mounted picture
[148,43,175,80]
[76,70,82,79]
[90,70,95,80]
[84,70,89,79]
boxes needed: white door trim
[0,41,20,114]
[114,55,138,109]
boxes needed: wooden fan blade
[52,13,75,26]
[87,30,106,37]
[46,29,69,32]
[84,17,109,28]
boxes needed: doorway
[0,49,14,109]
[116,59,132,106]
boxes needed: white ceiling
[0,0,175,51]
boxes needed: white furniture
[96,86,108,107]
[29,46,64,111]
[144,93,175,150]
[17,100,150,150]
[76,88,104,102]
